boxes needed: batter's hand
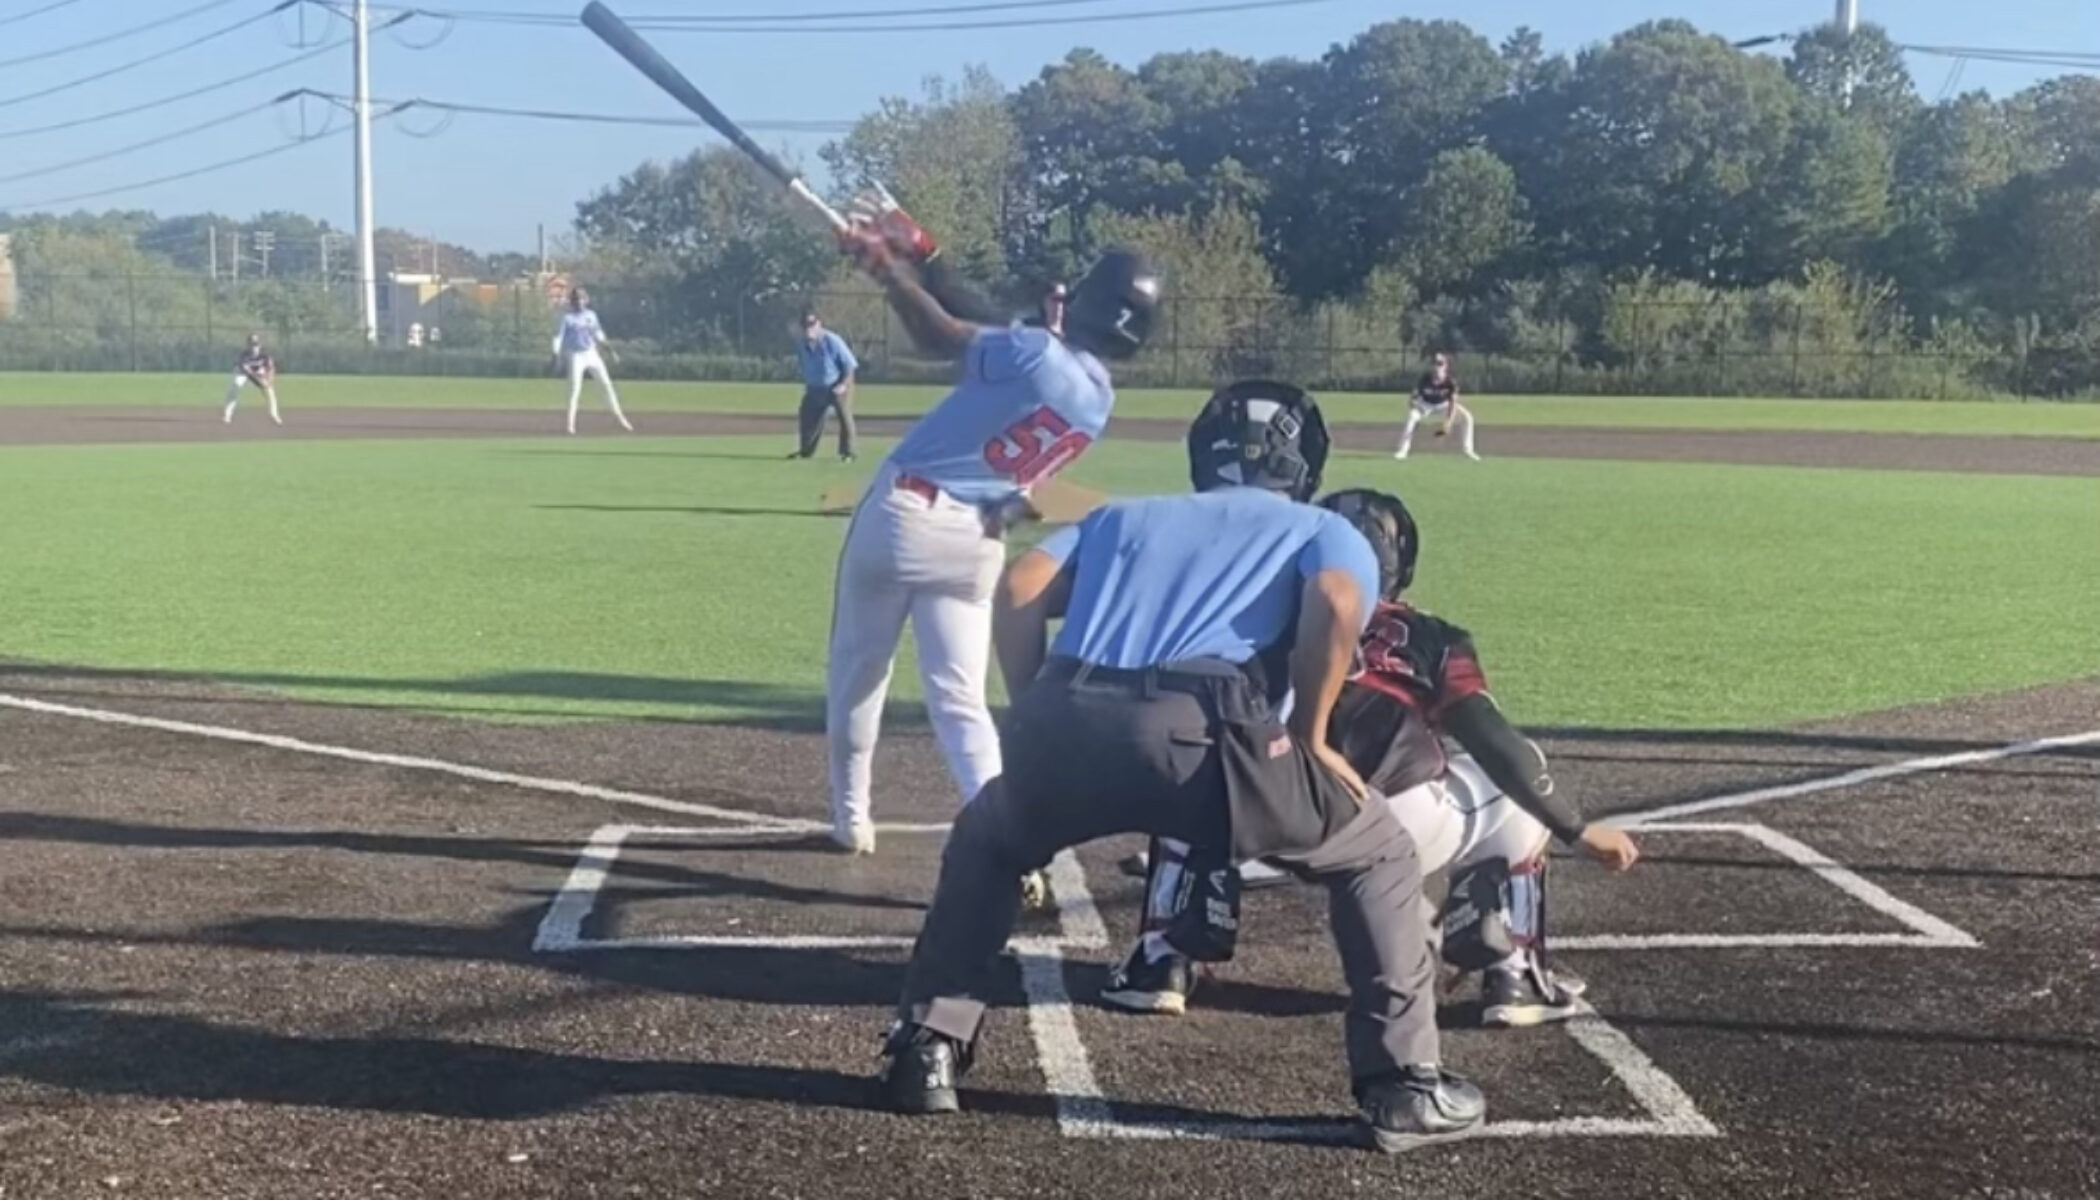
[837,225,898,280]
[845,182,939,263]
[1577,825,1640,872]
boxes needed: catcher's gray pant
[797,384,856,458]
[895,659,1443,1083]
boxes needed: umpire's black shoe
[1355,1066,1487,1153]
[1099,944,1195,1015]
[874,1024,970,1115]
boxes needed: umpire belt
[1039,655,1256,699]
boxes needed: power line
[0,106,402,212]
[0,0,249,69]
[0,98,290,185]
[0,0,91,29]
[421,0,1117,23]
[418,0,1338,34]
[295,90,852,132]
[0,3,294,110]
[0,38,346,140]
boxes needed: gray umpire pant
[894,656,1442,1084]
[796,384,856,458]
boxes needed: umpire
[876,380,1485,1152]
[792,311,857,461]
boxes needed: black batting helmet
[1186,379,1331,502]
[1063,247,1161,360]
[1317,488,1420,600]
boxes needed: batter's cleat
[1481,961,1583,1028]
[830,820,876,856]
[1354,1066,1487,1153]
[1099,945,1195,1015]
[1019,870,1051,912]
[874,1024,970,1115]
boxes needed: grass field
[6,371,2100,437]
[2,430,2094,732]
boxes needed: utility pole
[208,225,218,281]
[230,231,241,281]
[537,223,547,277]
[352,0,378,343]
[1837,0,1860,108]
[253,230,276,278]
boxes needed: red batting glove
[845,182,938,264]
[837,225,898,280]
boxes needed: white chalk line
[0,690,959,837]
[1022,850,1123,1139]
[1620,728,2100,827]
[1732,823,1979,947]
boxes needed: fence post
[126,269,138,372]
[1170,298,1181,387]
[1324,304,1336,387]
[1789,302,1804,396]
[204,276,214,348]
[1554,319,1567,393]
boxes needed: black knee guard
[1439,855,1547,972]
[1143,836,1241,963]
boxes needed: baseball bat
[578,1,848,232]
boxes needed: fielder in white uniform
[1105,487,1639,1026]
[552,287,632,435]
[223,332,281,425]
[825,187,1161,854]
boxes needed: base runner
[223,332,281,425]
[1105,487,1639,1025]
[551,287,633,435]
[823,186,1160,855]
[1394,352,1478,460]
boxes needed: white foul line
[1020,850,1120,1139]
[1620,728,2100,827]
[1733,823,1978,947]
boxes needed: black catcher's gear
[1063,247,1161,360]
[1318,488,1421,600]
[1186,379,1331,502]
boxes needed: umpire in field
[791,311,858,461]
[875,380,1485,1153]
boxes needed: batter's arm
[1287,568,1372,800]
[918,255,1009,326]
[992,548,1073,695]
[866,255,977,360]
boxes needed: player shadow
[536,503,842,519]
[0,987,1058,1122]
[0,814,925,913]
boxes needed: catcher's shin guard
[1143,836,1241,963]
[1439,854,1548,972]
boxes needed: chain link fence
[1,270,2090,399]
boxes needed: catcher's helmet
[1186,379,1331,502]
[1317,488,1420,600]
[1063,247,1161,360]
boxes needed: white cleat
[1464,449,1480,461]
[1392,450,1409,460]
[830,821,876,856]
[618,418,635,432]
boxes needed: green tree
[1390,146,1530,291]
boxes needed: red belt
[894,474,940,503]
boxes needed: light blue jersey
[1036,487,1381,669]
[555,309,604,355]
[886,326,1113,507]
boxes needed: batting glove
[844,182,939,264]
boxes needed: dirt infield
[2,664,2095,1198]
[6,404,2100,475]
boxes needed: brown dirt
[4,405,2100,475]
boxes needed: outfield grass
[5,372,2099,438]
[1,432,2093,732]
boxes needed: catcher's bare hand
[1312,741,1370,804]
[844,182,938,263]
[1577,825,1640,872]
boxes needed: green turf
[5,372,2099,438]
[1,433,2094,732]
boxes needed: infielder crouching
[223,332,281,425]
[878,381,1486,1153]
[1107,487,1640,1027]
[1394,352,1477,460]
[552,287,633,435]
[820,186,1157,857]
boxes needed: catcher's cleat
[1482,960,1584,1028]
[874,1024,970,1115]
[1019,870,1051,912]
[1354,1066,1487,1153]
[1099,944,1195,1015]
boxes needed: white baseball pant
[564,349,631,433]
[223,375,280,425]
[1395,400,1477,459]
[825,466,1005,845]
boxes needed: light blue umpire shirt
[1033,486,1381,669]
[798,329,858,390]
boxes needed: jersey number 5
[984,406,1092,486]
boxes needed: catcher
[222,332,282,426]
[1103,487,1639,1027]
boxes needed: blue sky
[0,0,2085,255]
